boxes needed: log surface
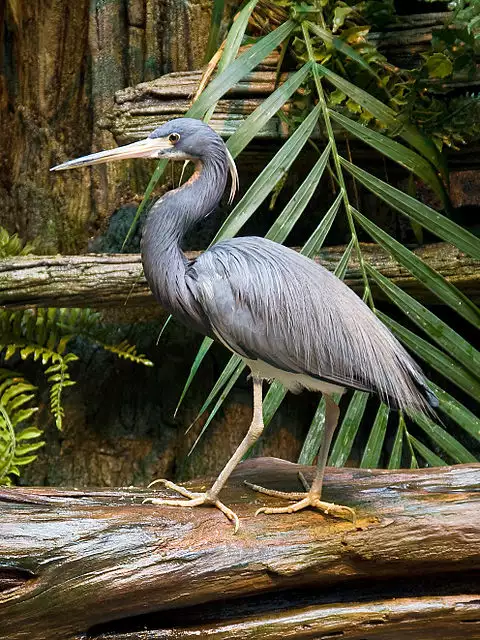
[0,458,479,640]
[1,242,478,309]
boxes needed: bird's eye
[169,133,180,143]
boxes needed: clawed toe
[244,480,306,500]
[254,494,355,522]
[246,480,356,523]
[147,478,197,499]
[143,479,240,533]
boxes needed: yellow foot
[143,479,240,533]
[244,479,356,524]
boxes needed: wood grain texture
[0,0,217,251]
[0,243,478,309]
[93,595,480,639]
[0,458,479,640]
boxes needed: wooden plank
[0,243,478,309]
[0,458,479,640]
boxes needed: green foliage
[0,226,37,258]
[250,0,480,149]
[0,369,42,485]
[0,228,153,485]
[141,0,479,469]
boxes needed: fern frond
[102,340,154,367]
[0,229,155,479]
[0,369,41,485]
[45,354,77,430]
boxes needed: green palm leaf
[351,207,480,328]
[329,111,448,206]
[315,64,447,179]
[360,402,389,468]
[205,0,259,121]
[204,0,226,62]
[227,63,313,158]
[378,311,480,401]
[174,337,214,417]
[329,391,369,466]
[408,410,477,463]
[212,102,323,242]
[298,397,327,466]
[300,190,343,255]
[367,264,480,376]
[267,143,332,243]
[188,359,245,455]
[409,435,447,467]
[388,415,404,469]
[430,383,480,442]
[190,353,243,427]
[341,159,480,259]
[190,20,296,119]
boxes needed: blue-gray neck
[140,148,228,332]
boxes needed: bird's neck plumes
[143,142,229,248]
[140,141,228,323]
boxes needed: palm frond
[173,7,479,469]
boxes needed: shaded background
[1,1,478,487]
[1,0,316,486]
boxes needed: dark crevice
[0,567,35,593]
[87,570,480,637]
[460,619,480,624]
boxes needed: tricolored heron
[52,118,438,532]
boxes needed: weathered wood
[0,458,479,640]
[107,54,287,144]
[106,11,480,148]
[0,243,478,309]
[94,595,480,639]
[0,0,220,251]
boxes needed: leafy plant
[0,226,37,258]
[135,0,480,468]
[0,228,154,485]
[250,0,480,149]
[0,369,42,485]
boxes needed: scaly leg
[246,394,356,523]
[144,377,265,533]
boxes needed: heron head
[50,118,238,203]
[148,118,227,161]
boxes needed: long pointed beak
[50,137,171,171]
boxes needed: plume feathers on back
[188,236,436,411]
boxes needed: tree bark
[0,0,218,251]
[0,242,478,309]
[0,458,479,640]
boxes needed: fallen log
[1,242,478,309]
[0,458,479,640]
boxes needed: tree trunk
[1,242,478,309]
[0,458,479,640]
[0,0,218,251]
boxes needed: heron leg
[246,394,356,523]
[144,377,265,533]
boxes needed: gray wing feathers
[188,237,431,411]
